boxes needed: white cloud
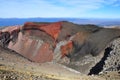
[0,0,120,18]
[40,0,120,17]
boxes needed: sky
[0,0,120,18]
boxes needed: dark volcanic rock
[102,38,120,72]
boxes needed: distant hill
[0,18,120,27]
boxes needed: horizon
[0,17,120,20]
[0,17,120,27]
[0,0,120,18]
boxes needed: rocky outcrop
[0,21,120,73]
[102,38,120,72]
[88,38,120,75]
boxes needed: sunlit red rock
[8,32,53,63]
[23,22,62,41]
[60,41,73,58]
[6,22,63,62]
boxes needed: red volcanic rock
[31,43,53,63]
[7,22,62,62]
[1,22,85,63]
[23,22,48,29]
[60,41,73,58]
[8,32,53,63]
[40,22,62,41]
[23,22,62,41]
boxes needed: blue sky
[0,0,120,18]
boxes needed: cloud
[42,0,120,13]
[0,0,120,18]
[47,0,120,8]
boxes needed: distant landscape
[0,18,120,27]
